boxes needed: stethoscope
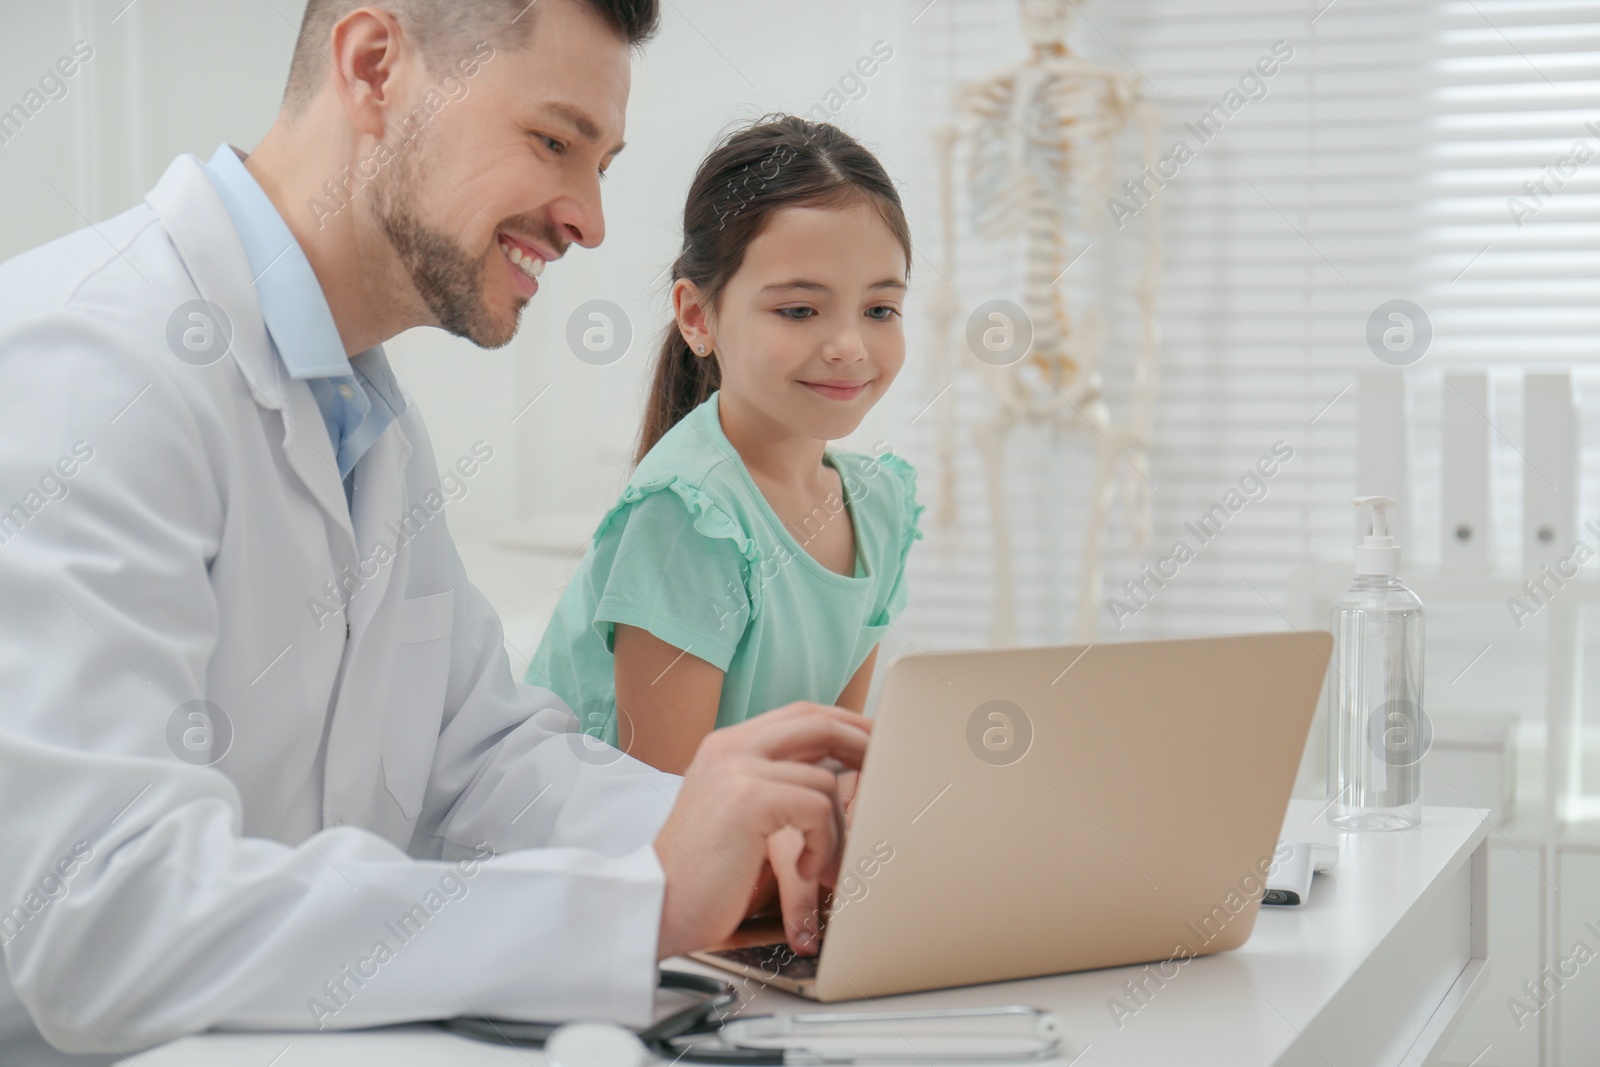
[438,969,1065,1065]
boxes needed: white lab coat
[0,153,681,1063]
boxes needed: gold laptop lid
[812,631,1333,1001]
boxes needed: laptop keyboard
[706,943,820,981]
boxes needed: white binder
[1441,372,1492,570]
[1521,372,1578,570]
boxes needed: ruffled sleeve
[588,476,763,671]
[875,452,925,622]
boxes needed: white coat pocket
[381,590,456,820]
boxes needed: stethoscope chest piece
[546,1021,652,1067]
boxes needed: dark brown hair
[283,0,660,117]
[635,114,912,465]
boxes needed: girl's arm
[832,645,879,817]
[834,645,879,713]
[612,622,725,775]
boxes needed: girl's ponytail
[633,113,911,466]
[636,320,720,465]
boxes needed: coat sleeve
[0,311,671,1058]
[387,399,686,870]
[405,526,686,867]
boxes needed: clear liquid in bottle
[1327,497,1426,832]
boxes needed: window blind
[890,0,1599,666]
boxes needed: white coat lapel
[345,424,414,636]
[278,384,354,554]
[144,153,357,558]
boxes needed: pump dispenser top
[1353,496,1402,577]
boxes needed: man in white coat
[0,0,868,1060]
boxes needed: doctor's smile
[497,229,553,291]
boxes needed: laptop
[689,630,1334,1001]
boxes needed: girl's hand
[761,827,820,952]
[747,768,860,945]
[744,856,778,917]
[838,769,861,822]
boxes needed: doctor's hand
[653,702,870,962]
[742,765,861,922]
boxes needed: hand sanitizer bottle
[1327,496,1426,831]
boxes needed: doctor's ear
[322,7,414,139]
[671,279,716,358]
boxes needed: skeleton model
[929,0,1163,644]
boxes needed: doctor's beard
[370,147,525,350]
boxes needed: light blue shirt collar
[203,142,358,380]
[201,143,406,484]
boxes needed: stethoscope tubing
[440,970,1063,1065]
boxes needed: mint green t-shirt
[525,392,924,747]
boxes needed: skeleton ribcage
[962,66,1130,239]
[959,66,1130,371]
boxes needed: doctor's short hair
[635,114,912,465]
[281,0,660,117]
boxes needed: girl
[527,114,921,777]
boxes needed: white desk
[127,800,1488,1067]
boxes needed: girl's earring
[696,343,707,355]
